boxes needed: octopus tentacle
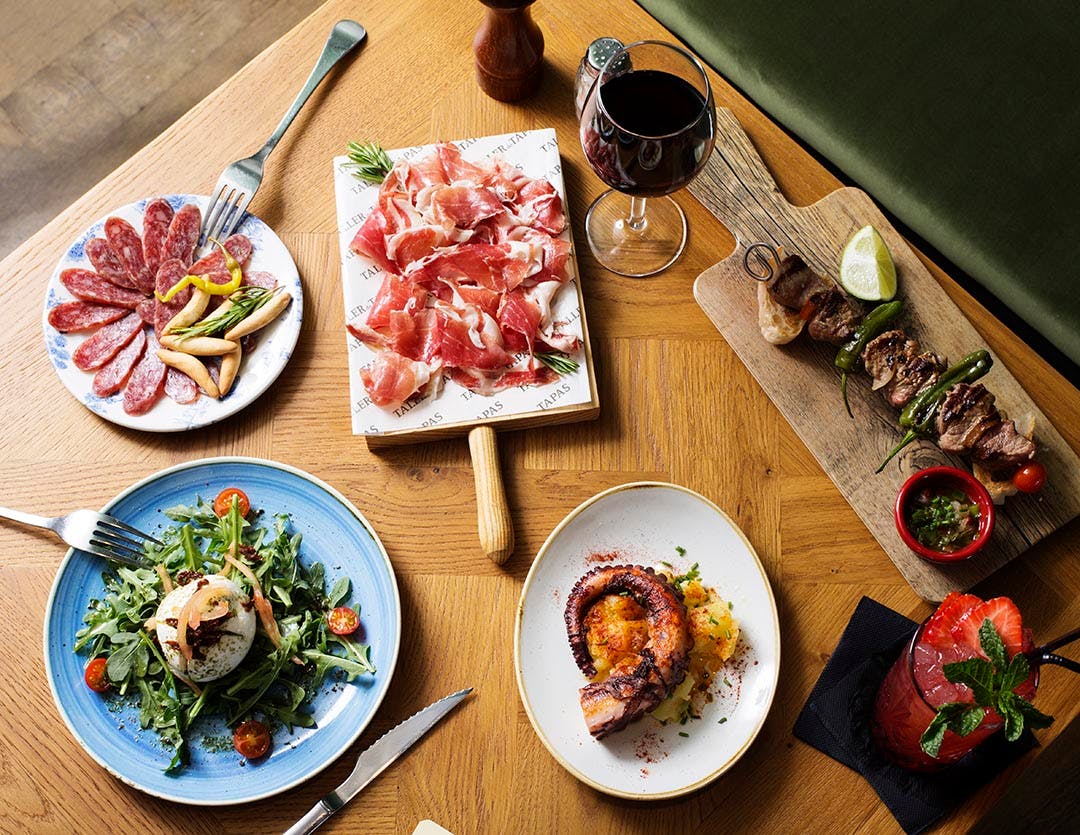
[563,564,693,738]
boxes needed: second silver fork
[200,19,367,245]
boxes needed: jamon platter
[690,109,1080,601]
[333,129,599,562]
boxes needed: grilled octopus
[563,565,692,739]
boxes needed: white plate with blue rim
[41,194,303,432]
[44,457,401,805]
[514,482,780,799]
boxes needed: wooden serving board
[690,108,1080,601]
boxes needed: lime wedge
[839,225,897,301]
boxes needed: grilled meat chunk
[767,255,831,311]
[972,420,1036,479]
[935,383,999,454]
[886,352,945,409]
[863,330,917,388]
[808,288,862,344]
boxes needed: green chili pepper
[875,349,993,473]
[834,301,904,417]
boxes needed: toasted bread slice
[757,280,804,344]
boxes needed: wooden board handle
[468,425,514,564]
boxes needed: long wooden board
[690,108,1080,601]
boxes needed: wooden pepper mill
[474,0,544,101]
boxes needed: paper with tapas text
[333,129,592,436]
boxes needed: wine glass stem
[625,196,648,232]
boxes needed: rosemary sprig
[170,286,280,341]
[536,352,579,375]
[345,141,392,184]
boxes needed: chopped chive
[718,717,727,724]
[678,731,689,738]
[675,545,686,556]
[723,677,732,687]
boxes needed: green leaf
[1014,697,1055,730]
[979,618,1007,671]
[1000,654,1030,694]
[328,576,351,609]
[920,710,951,758]
[1001,698,1024,742]
[943,657,996,705]
[953,705,986,737]
[536,352,579,375]
[345,141,393,184]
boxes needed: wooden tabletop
[2,1,1078,832]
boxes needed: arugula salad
[75,487,375,772]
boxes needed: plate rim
[40,194,304,434]
[42,455,402,806]
[513,480,781,800]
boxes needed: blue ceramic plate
[42,195,303,433]
[43,457,400,805]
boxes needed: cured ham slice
[154,259,192,337]
[61,268,144,308]
[123,332,167,415]
[136,298,157,325]
[142,198,175,277]
[164,366,199,404]
[72,312,143,371]
[85,238,138,289]
[104,217,155,294]
[48,301,128,333]
[242,271,278,290]
[161,204,201,265]
[430,185,505,229]
[359,352,435,409]
[367,273,425,329]
[92,329,147,396]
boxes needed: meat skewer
[761,253,1037,486]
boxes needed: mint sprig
[919,618,1053,758]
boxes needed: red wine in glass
[578,41,715,277]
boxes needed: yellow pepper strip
[155,239,243,302]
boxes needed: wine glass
[579,41,716,277]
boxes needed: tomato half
[213,487,251,518]
[327,606,360,636]
[85,657,110,693]
[1012,462,1046,494]
[233,720,272,760]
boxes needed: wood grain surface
[691,108,1080,602]
[1,1,1079,833]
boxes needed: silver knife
[284,687,474,835]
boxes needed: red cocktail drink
[872,593,1038,771]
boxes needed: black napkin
[793,596,1036,834]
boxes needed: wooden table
[2,1,1078,832]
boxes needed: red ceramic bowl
[894,466,995,562]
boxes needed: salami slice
[136,298,157,325]
[189,233,252,273]
[72,312,143,371]
[142,198,175,277]
[154,259,192,337]
[85,238,138,289]
[161,204,201,265]
[123,332,167,415]
[242,270,278,290]
[60,268,144,308]
[104,217,154,294]
[92,329,147,396]
[164,366,199,404]
[48,301,127,332]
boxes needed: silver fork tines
[0,506,159,569]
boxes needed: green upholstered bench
[638,0,1080,372]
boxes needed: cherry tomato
[84,657,110,693]
[213,487,251,518]
[1012,462,1047,494]
[233,720,272,760]
[327,606,360,636]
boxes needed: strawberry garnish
[950,596,1024,658]
[923,592,981,649]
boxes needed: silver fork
[0,506,161,568]
[200,19,368,245]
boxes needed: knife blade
[284,687,473,835]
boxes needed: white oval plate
[514,482,781,799]
[41,194,303,432]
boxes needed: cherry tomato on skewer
[84,657,110,693]
[233,720,272,760]
[1012,462,1046,494]
[213,487,251,518]
[327,606,360,636]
